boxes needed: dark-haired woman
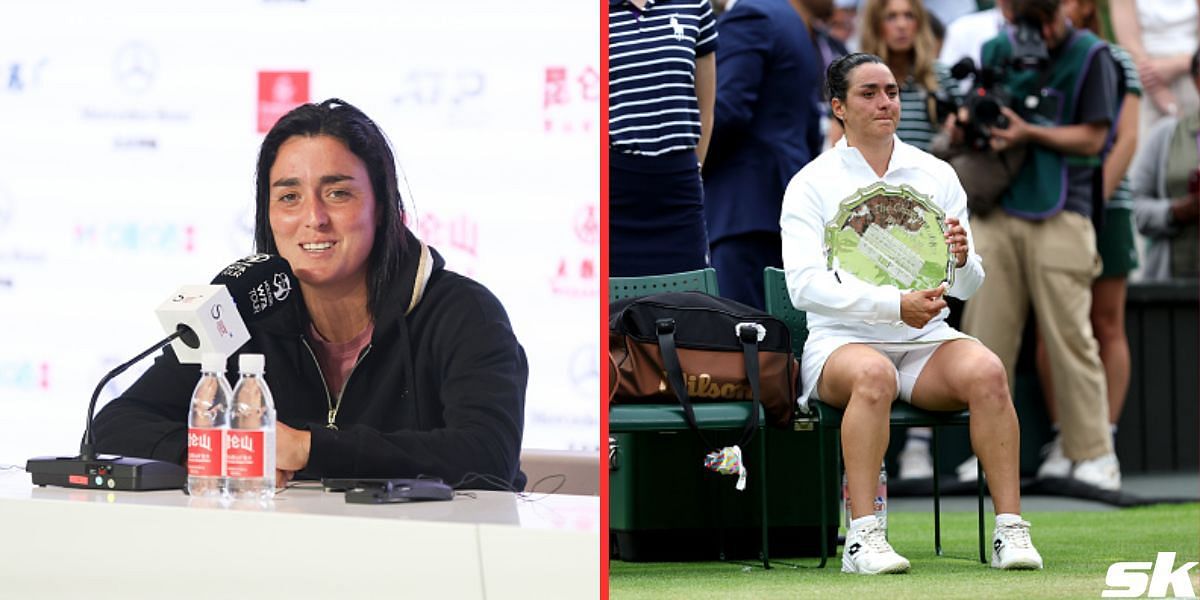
[857,0,962,481]
[94,99,529,491]
[780,53,1042,574]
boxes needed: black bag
[609,291,798,449]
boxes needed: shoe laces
[860,523,896,554]
[997,521,1033,550]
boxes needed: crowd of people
[608,0,1197,575]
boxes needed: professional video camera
[933,18,1050,150]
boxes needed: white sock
[995,513,1022,528]
[904,439,930,452]
[850,515,876,532]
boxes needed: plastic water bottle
[187,353,232,498]
[843,462,889,535]
[228,353,276,500]
[875,463,888,535]
[842,471,850,531]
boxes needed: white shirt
[939,8,1005,80]
[923,0,978,35]
[779,136,984,345]
[1137,0,1199,56]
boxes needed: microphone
[950,57,976,81]
[155,253,295,364]
[26,254,297,491]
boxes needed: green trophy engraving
[824,182,954,291]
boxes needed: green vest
[982,29,1107,218]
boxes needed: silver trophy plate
[824,182,954,291]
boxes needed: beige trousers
[962,210,1113,461]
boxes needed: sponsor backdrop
[0,1,599,466]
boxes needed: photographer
[951,0,1122,489]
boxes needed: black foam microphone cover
[210,254,297,323]
[951,57,976,80]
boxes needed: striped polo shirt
[1107,44,1142,210]
[895,62,960,152]
[609,0,718,157]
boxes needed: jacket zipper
[301,337,373,430]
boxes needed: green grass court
[610,503,1200,599]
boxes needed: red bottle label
[226,430,265,478]
[187,427,224,477]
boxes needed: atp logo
[5,58,48,92]
[1103,552,1198,598]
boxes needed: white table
[0,471,598,599]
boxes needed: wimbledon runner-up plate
[824,182,954,291]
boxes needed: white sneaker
[956,454,979,483]
[1036,436,1072,479]
[898,445,934,479]
[842,518,911,575]
[1072,452,1121,491]
[991,519,1044,569]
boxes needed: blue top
[608,0,718,157]
[702,0,822,240]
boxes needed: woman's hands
[900,284,947,329]
[276,422,311,472]
[945,217,969,268]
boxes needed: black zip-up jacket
[93,235,528,490]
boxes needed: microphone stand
[26,325,199,491]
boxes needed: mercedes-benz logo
[569,344,599,399]
[113,42,157,94]
[0,182,13,232]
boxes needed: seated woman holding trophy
[779,53,1043,575]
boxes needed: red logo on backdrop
[543,65,599,134]
[257,71,309,133]
[574,204,598,244]
[417,213,479,257]
[411,212,481,276]
[551,202,599,297]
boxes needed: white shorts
[801,338,968,407]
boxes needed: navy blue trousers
[709,231,781,310]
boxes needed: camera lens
[975,98,1002,126]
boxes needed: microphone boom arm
[79,324,197,460]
